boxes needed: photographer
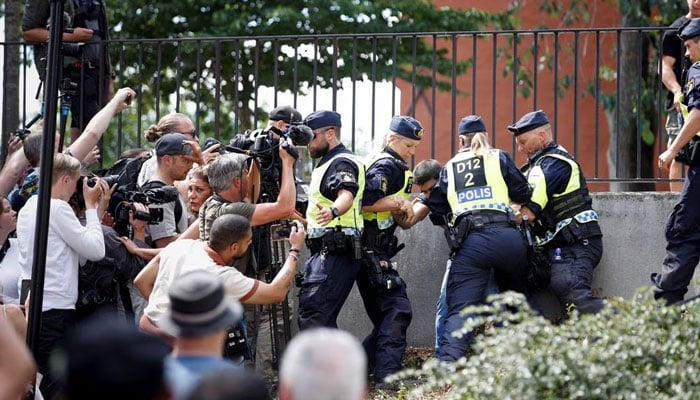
[8,88,135,212]
[16,153,108,398]
[145,133,203,248]
[22,0,114,142]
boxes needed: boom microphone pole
[24,0,63,397]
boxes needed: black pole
[25,0,63,396]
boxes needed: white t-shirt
[144,239,257,326]
[16,196,105,311]
[0,238,20,304]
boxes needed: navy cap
[507,110,550,136]
[679,18,700,41]
[390,116,424,140]
[304,110,342,130]
[155,133,192,157]
[458,115,487,135]
[269,105,302,124]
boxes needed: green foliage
[394,290,700,399]
[99,0,519,165]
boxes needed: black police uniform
[297,143,364,329]
[652,20,700,304]
[426,147,531,361]
[510,111,604,314]
[358,146,413,381]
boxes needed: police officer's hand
[287,220,306,249]
[658,148,677,171]
[315,203,334,226]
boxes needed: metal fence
[1,26,678,189]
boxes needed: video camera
[109,186,181,237]
[225,122,313,168]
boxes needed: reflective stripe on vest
[362,153,412,231]
[445,149,510,223]
[307,153,365,238]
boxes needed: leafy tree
[510,0,687,191]
[104,0,518,162]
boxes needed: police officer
[509,110,604,314]
[425,115,531,361]
[358,116,421,384]
[655,19,700,304]
[297,110,365,330]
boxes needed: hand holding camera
[287,220,306,250]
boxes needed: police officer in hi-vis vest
[655,19,700,304]
[424,115,532,361]
[359,116,423,384]
[297,110,365,330]
[510,110,604,314]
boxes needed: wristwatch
[330,206,340,218]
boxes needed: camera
[226,122,313,167]
[12,129,31,141]
[109,186,180,237]
[270,219,293,241]
[62,42,84,58]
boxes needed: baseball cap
[155,133,193,157]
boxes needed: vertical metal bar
[273,40,280,107]
[573,31,580,158]
[332,37,339,113]
[233,39,241,134]
[636,29,643,178]
[512,32,519,157]
[370,36,378,147]
[293,38,300,110]
[155,41,163,121]
[392,36,398,115]
[615,30,622,178]
[175,40,182,112]
[253,40,260,128]
[136,43,144,145]
[312,38,319,110]
[553,31,559,143]
[451,34,458,157]
[351,37,358,151]
[491,33,498,147]
[533,31,539,109]
[214,40,222,137]
[429,34,437,161]
[594,31,601,178]
[195,41,203,137]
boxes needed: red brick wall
[401,1,623,191]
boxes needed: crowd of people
[5,1,700,398]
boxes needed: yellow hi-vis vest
[307,153,365,238]
[445,148,510,224]
[362,153,413,231]
[679,97,700,137]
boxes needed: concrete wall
[322,192,699,347]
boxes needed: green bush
[394,289,700,399]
